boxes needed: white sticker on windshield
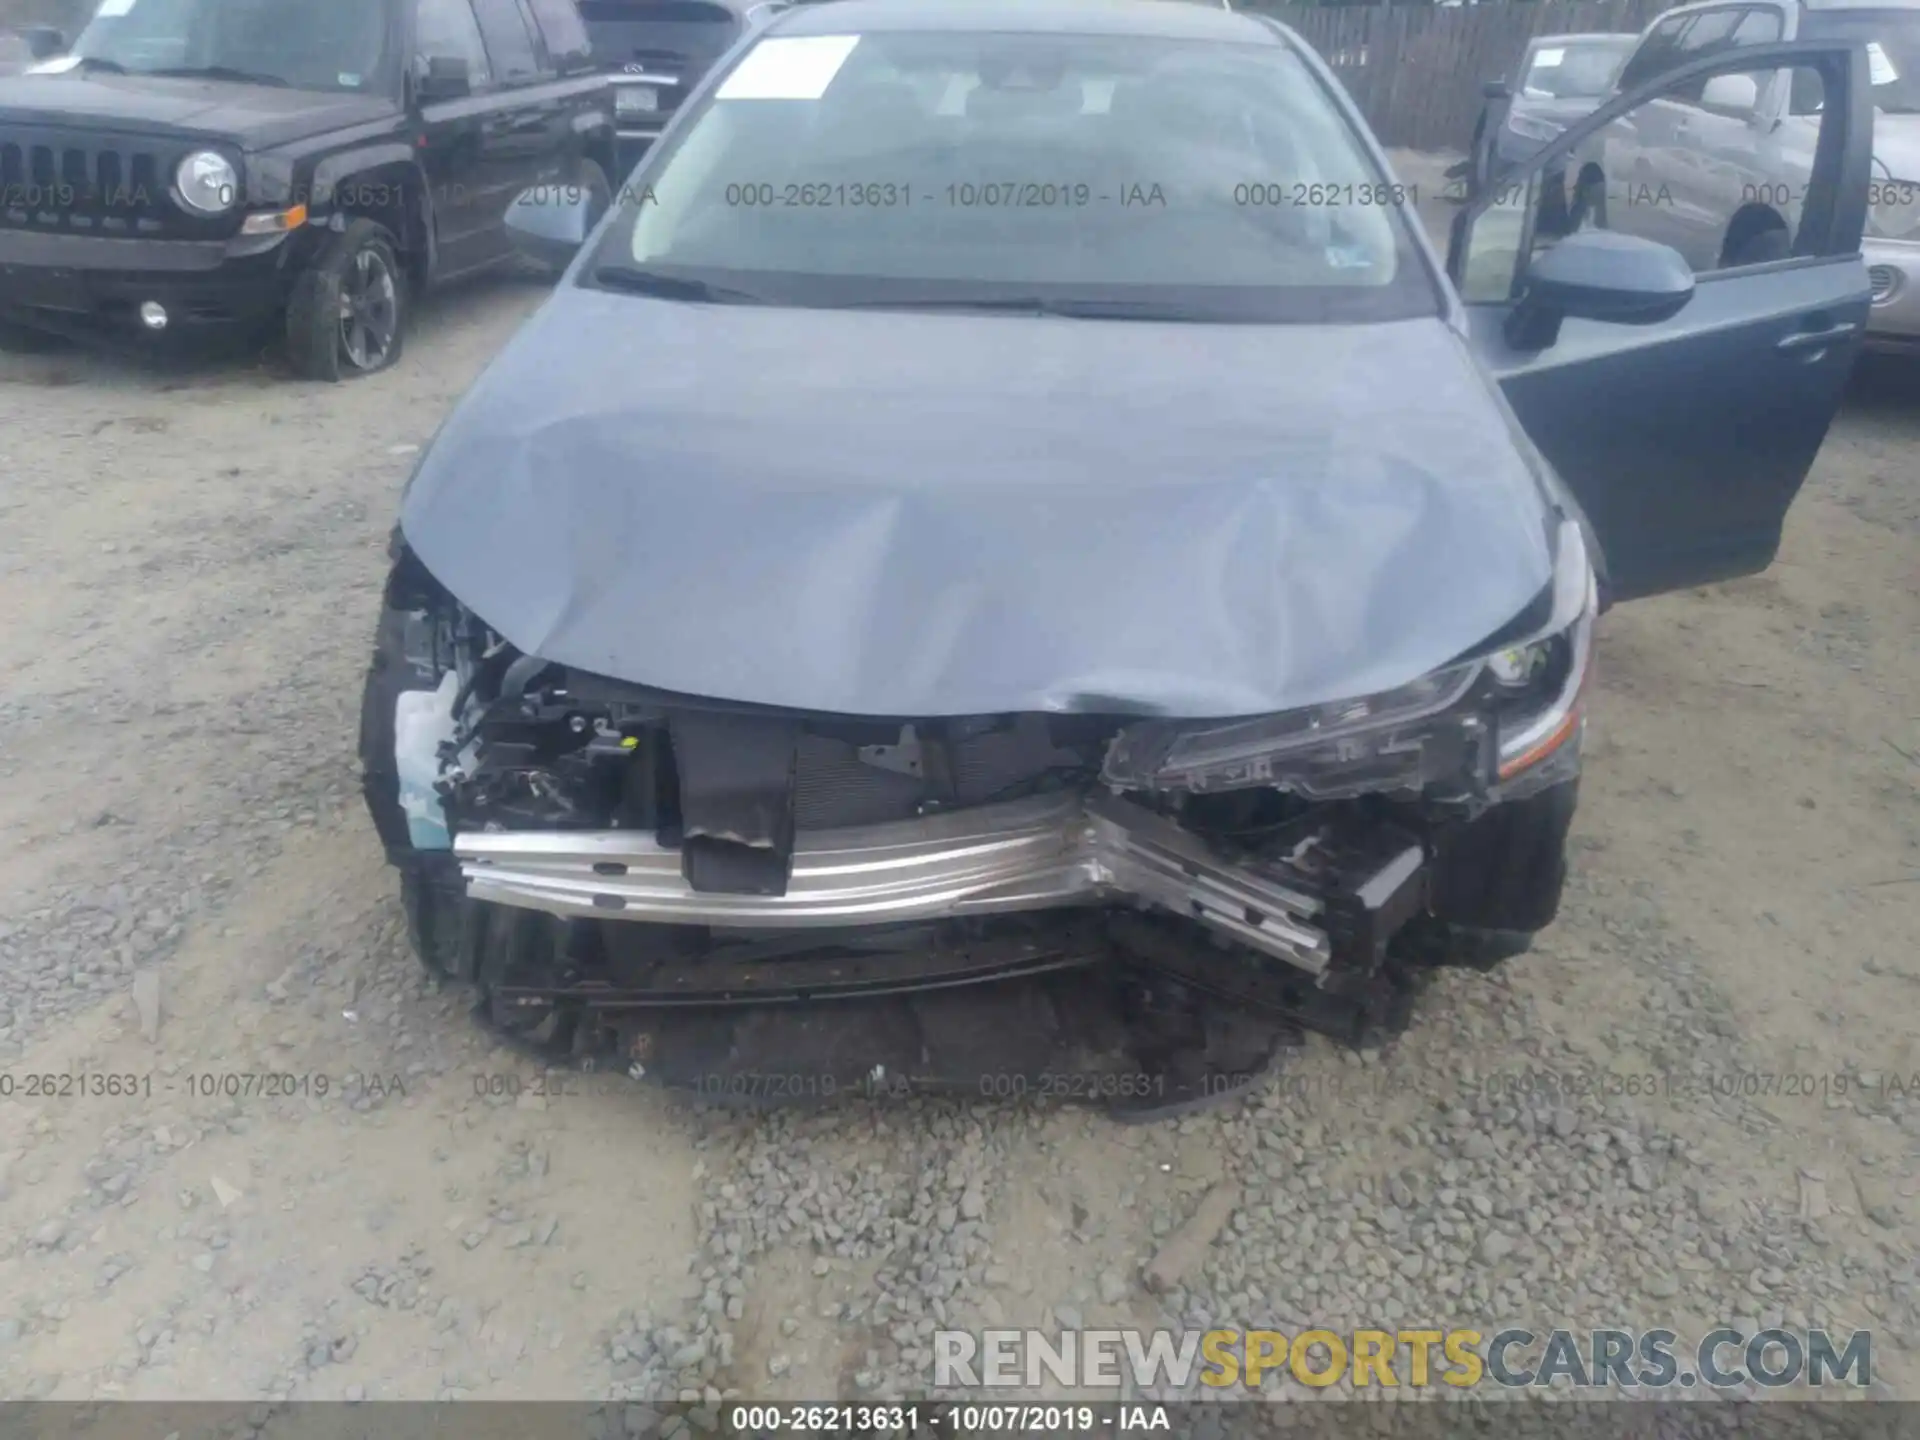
[1533,46,1566,67]
[96,0,138,16]
[26,54,83,73]
[716,35,859,101]
[1866,41,1900,86]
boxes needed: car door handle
[1776,321,1858,353]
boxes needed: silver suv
[1579,0,1920,345]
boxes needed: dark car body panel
[1468,258,1866,597]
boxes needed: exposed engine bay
[361,537,1588,1116]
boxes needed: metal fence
[1254,0,1671,152]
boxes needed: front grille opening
[130,154,161,204]
[0,129,193,236]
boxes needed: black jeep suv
[0,0,615,379]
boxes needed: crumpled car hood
[401,289,1557,719]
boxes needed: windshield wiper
[63,55,129,73]
[591,266,769,304]
[148,64,290,87]
[825,295,1201,321]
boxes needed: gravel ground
[0,204,1915,1410]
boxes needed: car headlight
[1101,521,1595,801]
[1867,175,1920,242]
[174,150,239,214]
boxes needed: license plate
[616,85,659,115]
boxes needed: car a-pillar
[285,166,426,382]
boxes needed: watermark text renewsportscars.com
[933,1327,1873,1391]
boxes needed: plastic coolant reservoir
[394,670,459,850]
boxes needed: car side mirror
[416,54,471,101]
[1701,72,1759,114]
[18,25,66,60]
[1482,78,1513,101]
[504,183,608,270]
[1506,231,1694,350]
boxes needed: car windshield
[68,0,390,93]
[1801,9,1920,114]
[585,26,1438,322]
[1520,38,1634,98]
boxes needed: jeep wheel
[286,218,406,381]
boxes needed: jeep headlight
[1867,175,1920,242]
[1101,521,1596,800]
[174,150,239,214]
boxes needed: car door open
[1446,39,1871,602]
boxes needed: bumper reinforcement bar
[458,792,1428,978]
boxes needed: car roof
[1652,0,1920,14]
[773,0,1277,42]
[1527,31,1638,44]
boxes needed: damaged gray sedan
[359,0,1870,1112]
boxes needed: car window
[1663,9,1744,103]
[1520,40,1636,100]
[1614,14,1691,91]
[471,0,544,79]
[1456,57,1835,302]
[525,0,593,69]
[416,0,494,84]
[1729,6,1784,45]
[67,0,391,92]
[585,30,1440,324]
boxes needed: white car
[1566,0,1920,346]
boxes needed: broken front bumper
[455,790,1427,981]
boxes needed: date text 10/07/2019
[0,1071,408,1102]
[726,1404,1171,1434]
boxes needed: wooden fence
[1253,0,1671,152]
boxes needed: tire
[1721,223,1790,269]
[286,217,407,382]
[1566,172,1607,235]
[400,859,470,979]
